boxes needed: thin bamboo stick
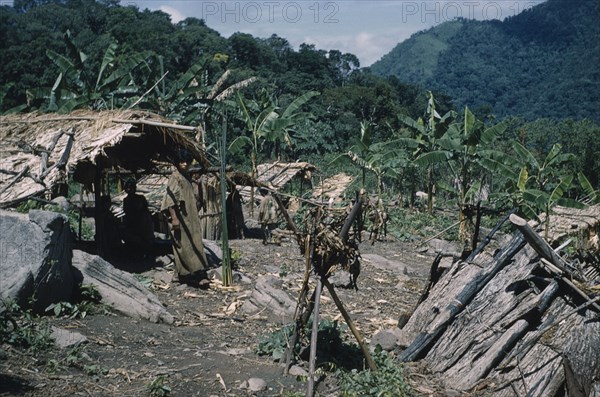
[306,278,322,397]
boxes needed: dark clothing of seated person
[122,179,155,256]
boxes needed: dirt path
[1,233,446,397]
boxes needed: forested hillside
[0,0,434,165]
[1,0,600,199]
[370,0,600,122]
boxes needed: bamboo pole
[111,118,198,131]
[415,219,465,248]
[540,258,600,312]
[285,235,312,375]
[306,278,323,397]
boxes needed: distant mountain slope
[370,0,600,121]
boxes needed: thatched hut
[237,161,316,202]
[0,110,211,255]
[311,172,355,204]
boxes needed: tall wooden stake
[306,278,322,397]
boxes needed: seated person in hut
[97,195,121,259]
[122,178,155,257]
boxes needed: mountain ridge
[369,0,600,121]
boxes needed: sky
[121,1,544,66]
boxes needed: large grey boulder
[0,210,73,313]
[71,250,174,324]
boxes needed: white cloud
[298,27,414,67]
[158,5,185,24]
[128,0,548,66]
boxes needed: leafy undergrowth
[0,301,54,354]
[387,208,459,242]
[336,346,412,397]
[256,320,413,396]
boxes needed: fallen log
[0,165,29,196]
[487,294,600,397]
[459,280,559,387]
[40,129,65,176]
[397,208,600,396]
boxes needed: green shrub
[336,346,412,397]
[387,208,458,242]
[45,284,111,319]
[255,319,362,369]
[147,376,171,397]
[0,300,54,353]
[255,323,295,362]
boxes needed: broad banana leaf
[480,120,507,145]
[414,150,451,167]
[280,91,319,119]
[512,141,539,169]
[229,136,252,155]
[517,167,528,191]
[578,172,599,203]
[397,114,425,134]
[96,42,118,90]
[549,175,573,202]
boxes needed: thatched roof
[238,161,315,200]
[540,205,600,243]
[0,110,208,208]
[311,173,355,203]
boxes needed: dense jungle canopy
[1,0,600,204]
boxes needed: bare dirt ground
[1,227,452,397]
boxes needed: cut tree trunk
[397,234,526,358]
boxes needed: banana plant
[261,91,320,160]
[332,120,410,210]
[397,92,455,214]
[348,141,409,209]
[145,58,257,143]
[501,142,583,238]
[435,106,509,243]
[578,172,600,204]
[353,121,374,189]
[231,89,318,216]
[28,31,154,113]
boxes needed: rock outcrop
[0,210,73,313]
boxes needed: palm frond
[214,77,257,101]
